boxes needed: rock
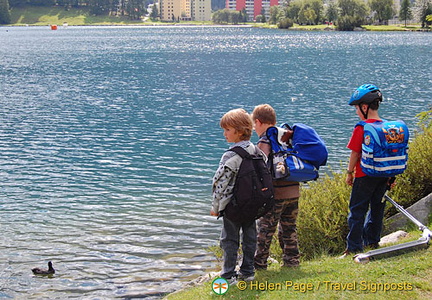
[384,193,432,234]
[379,230,408,246]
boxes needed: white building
[159,0,212,21]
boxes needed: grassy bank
[166,229,432,299]
[7,6,425,31]
[9,6,155,26]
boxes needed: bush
[255,14,266,23]
[297,171,352,259]
[336,15,363,31]
[277,18,294,29]
[387,110,432,213]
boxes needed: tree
[309,0,324,24]
[336,0,369,30]
[125,0,145,20]
[259,8,266,22]
[399,0,412,27]
[269,5,284,24]
[240,8,248,22]
[0,0,11,24]
[212,9,230,24]
[414,0,432,28]
[325,0,339,23]
[285,0,303,23]
[286,0,323,24]
[369,0,394,25]
[150,4,158,20]
[299,7,317,24]
[230,10,241,24]
[338,0,368,18]
[89,0,110,15]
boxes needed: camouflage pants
[254,197,300,269]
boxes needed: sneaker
[238,273,255,282]
[366,243,379,250]
[226,276,237,285]
[253,263,267,271]
[338,250,352,259]
[282,263,300,268]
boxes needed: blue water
[0,26,431,298]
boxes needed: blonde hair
[252,104,276,125]
[220,108,253,141]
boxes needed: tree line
[213,0,432,30]
[0,0,158,24]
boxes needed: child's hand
[346,173,354,186]
[210,210,219,217]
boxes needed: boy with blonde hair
[252,104,301,269]
[211,108,261,283]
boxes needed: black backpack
[223,146,275,223]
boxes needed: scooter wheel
[353,254,369,264]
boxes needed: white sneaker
[238,273,255,282]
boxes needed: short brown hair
[220,108,253,141]
[252,104,276,125]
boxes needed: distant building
[158,0,211,21]
[226,0,280,21]
[192,0,212,21]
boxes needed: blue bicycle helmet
[349,84,382,106]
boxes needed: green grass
[10,6,152,26]
[362,24,426,31]
[165,228,432,299]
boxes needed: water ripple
[0,26,431,299]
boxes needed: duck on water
[32,261,55,276]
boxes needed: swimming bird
[32,261,55,275]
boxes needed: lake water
[0,26,431,299]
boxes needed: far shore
[2,23,431,32]
[5,6,430,32]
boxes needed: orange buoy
[50,24,58,30]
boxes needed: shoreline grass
[165,227,432,299]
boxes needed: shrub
[255,14,266,23]
[336,15,363,31]
[387,110,432,214]
[297,171,352,259]
[277,18,294,29]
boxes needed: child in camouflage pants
[252,104,301,269]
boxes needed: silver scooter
[353,194,431,264]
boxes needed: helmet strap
[361,104,370,119]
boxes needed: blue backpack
[356,120,409,177]
[266,123,328,182]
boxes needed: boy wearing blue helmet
[340,84,393,258]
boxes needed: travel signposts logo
[212,277,229,295]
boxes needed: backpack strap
[229,146,251,159]
[355,120,366,128]
[266,126,285,153]
[257,136,271,146]
[355,119,386,128]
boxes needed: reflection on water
[0,26,431,298]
